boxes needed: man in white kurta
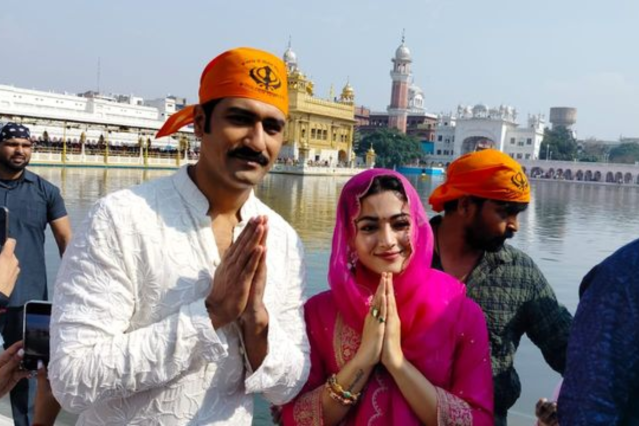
[49,47,310,425]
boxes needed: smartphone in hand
[22,301,52,371]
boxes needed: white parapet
[270,163,366,176]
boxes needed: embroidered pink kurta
[282,289,493,426]
[282,169,493,425]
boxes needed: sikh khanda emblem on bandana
[155,48,289,139]
[511,171,529,193]
[249,65,282,91]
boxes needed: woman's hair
[360,174,408,203]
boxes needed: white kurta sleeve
[49,199,226,413]
[244,229,311,405]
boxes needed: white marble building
[432,103,545,162]
[0,84,192,146]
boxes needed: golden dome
[339,81,355,103]
[342,82,354,96]
[289,68,306,80]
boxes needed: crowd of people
[0,46,636,426]
[275,157,356,168]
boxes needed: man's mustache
[228,147,269,166]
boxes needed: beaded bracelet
[325,374,361,405]
[325,383,356,406]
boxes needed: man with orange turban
[49,47,310,425]
[428,149,572,426]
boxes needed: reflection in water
[32,166,639,425]
[532,181,570,243]
[259,174,347,253]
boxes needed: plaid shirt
[430,216,573,415]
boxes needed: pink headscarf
[329,168,468,423]
[330,168,464,334]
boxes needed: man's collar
[173,165,207,215]
[21,169,36,183]
[483,245,512,266]
[172,165,257,220]
[0,169,34,184]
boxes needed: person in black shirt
[0,122,72,426]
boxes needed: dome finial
[394,31,412,61]
[283,37,298,71]
[340,77,355,103]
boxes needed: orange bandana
[156,47,288,138]
[429,149,530,212]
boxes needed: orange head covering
[429,149,530,212]
[156,47,288,139]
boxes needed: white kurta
[49,166,310,425]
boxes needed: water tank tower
[549,107,577,129]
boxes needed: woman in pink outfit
[281,169,493,425]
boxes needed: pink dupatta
[283,169,493,425]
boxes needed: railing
[31,149,197,168]
[270,163,366,176]
[33,146,183,158]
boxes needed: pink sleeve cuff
[291,385,324,426]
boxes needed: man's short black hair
[202,99,222,133]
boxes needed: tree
[352,129,364,153]
[609,142,639,164]
[577,138,605,162]
[355,129,424,169]
[540,127,578,161]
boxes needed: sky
[1,0,638,140]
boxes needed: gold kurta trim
[333,314,361,369]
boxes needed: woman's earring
[348,251,358,273]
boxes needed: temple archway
[531,167,544,178]
[461,136,496,154]
[564,169,573,180]
[624,173,633,184]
